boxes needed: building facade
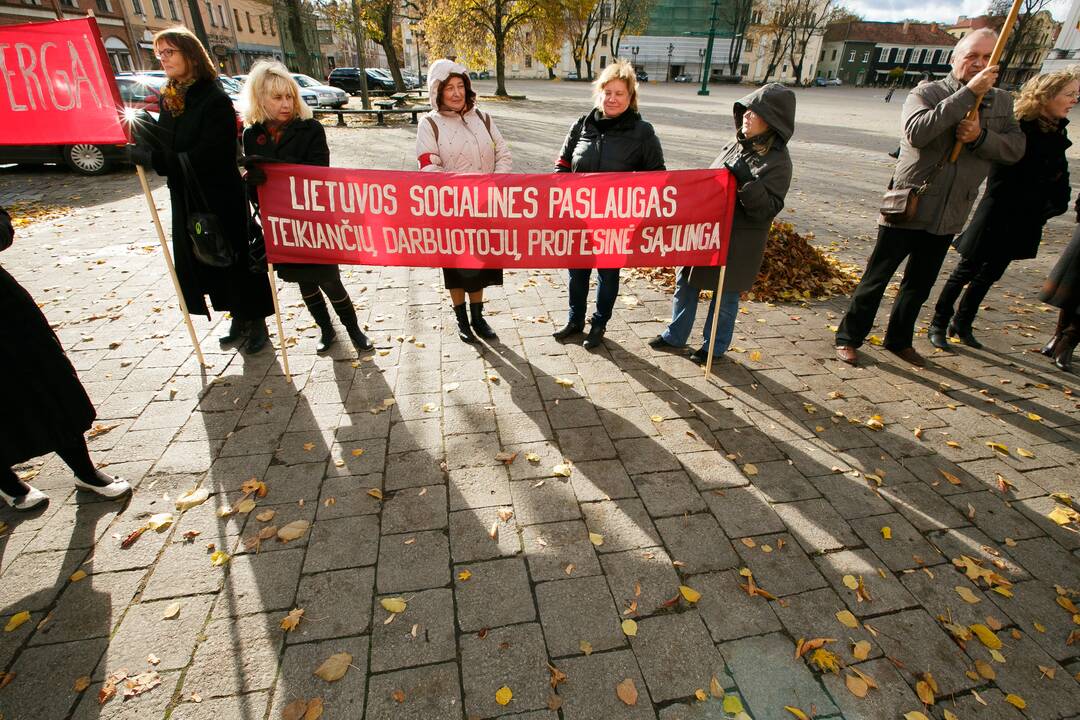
[1042,0,1080,73]
[818,20,957,86]
[231,0,283,71]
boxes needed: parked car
[565,71,580,81]
[327,67,396,94]
[467,70,491,80]
[399,71,421,90]
[673,74,694,83]
[636,70,649,82]
[292,73,348,107]
[233,73,319,108]
[115,73,166,114]
[814,77,842,86]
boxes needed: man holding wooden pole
[835,27,1026,368]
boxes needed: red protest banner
[0,17,127,146]
[258,165,736,270]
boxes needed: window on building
[879,47,888,61]
[525,55,532,68]
[889,47,899,63]
[601,33,607,45]
[270,21,275,36]
[862,51,870,62]
[205,1,215,26]
[218,4,227,27]
[944,50,952,64]
[745,39,753,52]
[903,48,913,63]
[260,16,266,34]
[931,49,940,64]
[149,0,161,16]
[132,0,143,14]
[233,8,240,28]
[751,9,762,24]
[782,64,787,73]
[60,0,76,6]
[246,11,253,32]
[600,56,607,68]
[847,50,855,62]
[96,0,112,11]
[740,63,749,74]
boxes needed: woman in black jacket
[241,61,371,353]
[930,70,1077,350]
[1039,197,1080,371]
[0,207,130,510]
[552,60,665,350]
[130,27,273,354]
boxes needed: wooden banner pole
[265,262,291,382]
[136,165,206,367]
[949,0,1024,162]
[704,266,727,378]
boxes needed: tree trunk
[547,66,555,79]
[494,27,508,96]
[285,0,313,75]
[378,5,406,91]
[184,0,210,50]
[351,0,371,109]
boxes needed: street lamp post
[698,48,705,82]
[631,45,640,73]
[698,0,720,96]
[667,43,674,81]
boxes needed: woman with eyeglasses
[129,27,273,354]
[929,69,1077,351]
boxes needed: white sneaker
[74,475,131,498]
[0,484,49,511]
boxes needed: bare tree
[785,0,835,84]
[725,0,754,77]
[987,0,1054,77]
[608,0,654,59]
[760,2,797,82]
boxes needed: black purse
[179,152,236,268]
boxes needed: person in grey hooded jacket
[651,83,795,364]
[835,29,1025,368]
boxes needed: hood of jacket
[427,58,471,110]
[733,83,796,144]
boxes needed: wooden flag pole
[136,165,206,367]
[265,262,291,382]
[704,266,728,378]
[949,0,1024,162]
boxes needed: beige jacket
[416,108,512,173]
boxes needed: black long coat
[955,118,1071,261]
[147,78,272,319]
[0,208,96,466]
[1040,202,1080,313]
[243,118,339,284]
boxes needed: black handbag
[179,152,236,268]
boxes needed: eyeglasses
[155,48,177,61]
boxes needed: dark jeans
[932,254,1011,328]
[836,225,952,350]
[568,269,620,328]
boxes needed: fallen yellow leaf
[495,685,513,706]
[616,678,638,706]
[380,597,407,614]
[1016,447,1035,459]
[457,569,472,582]
[881,526,892,540]
[970,623,1002,649]
[955,586,981,604]
[552,463,572,477]
[845,673,869,698]
[210,550,230,566]
[1004,693,1026,709]
[679,585,702,603]
[621,619,638,636]
[70,570,87,583]
[722,695,744,714]
[589,532,604,546]
[836,610,859,628]
[367,488,384,500]
[280,608,304,632]
[4,611,30,633]
[852,640,871,660]
[314,652,352,682]
[147,512,174,531]
[277,520,310,542]
[785,707,810,720]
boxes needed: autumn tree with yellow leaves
[418,0,569,95]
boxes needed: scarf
[161,78,196,116]
[1037,116,1061,134]
[265,119,292,144]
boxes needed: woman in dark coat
[933,70,1075,349]
[651,83,795,364]
[241,61,372,353]
[1039,196,1080,371]
[0,207,130,510]
[552,60,665,350]
[130,27,273,354]
[930,70,1077,350]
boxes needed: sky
[838,0,1072,22]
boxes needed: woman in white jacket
[416,58,512,343]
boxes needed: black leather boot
[219,316,248,346]
[1054,337,1076,372]
[469,302,497,339]
[306,297,336,353]
[948,320,983,349]
[453,303,478,343]
[1041,335,1060,357]
[927,323,950,350]
[330,296,373,352]
[552,321,584,340]
[242,320,269,354]
[583,324,606,349]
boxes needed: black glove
[127,143,153,168]
[724,156,754,186]
[0,207,13,252]
[244,163,267,187]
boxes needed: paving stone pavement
[0,82,1079,719]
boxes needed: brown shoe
[835,345,858,366]
[888,346,926,368]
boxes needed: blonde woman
[552,60,665,349]
[241,60,372,353]
[930,69,1077,350]
[416,58,512,344]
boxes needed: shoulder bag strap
[425,115,439,144]
[178,152,212,213]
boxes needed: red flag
[257,165,736,270]
[0,17,127,146]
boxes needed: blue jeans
[662,274,740,357]
[568,269,620,328]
